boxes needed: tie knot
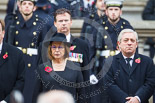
[126,58,132,63]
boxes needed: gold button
[16,31,19,35]
[110,51,115,56]
[36,18,38,21]
[104,35,107,39]
[22,48,27,54]
[15,16,18,19]
[28,63,31,68]
[91,14,94,17]
[15,41,18,45]
[105,26,108,30]
[29,54,32,56]
[33,22,36,25]
[105,45,107,49]
[123,22,125,24]
[33,32,36,36]
[105,56,108,58]
[103,22,105,24]
[31,43,34,46]
[121,26,123,29]
[16,21,20,25]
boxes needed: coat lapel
[130,53,139,75]
[117,53,130,75]
[0,42,8,67]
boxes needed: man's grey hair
[117,29,138,42]
[37,90,75,103]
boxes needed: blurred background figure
[142,0,155,59]
[35,0,54,31]
[37,90,75,103]
[142,1,155,102]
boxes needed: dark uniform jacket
[4,12,47,103]
[0,42,25,103]
[142,0,155,20]
[105,52,155,103]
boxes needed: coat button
[105,26,108,30]
[22,48,27,54]
[16,31,19,35]
[15,41,18,45]
[33,22,36,25]
[104,35,107,39]
[28,63,31,68]
[103,22,105,24]
[33,32,36,36]
[16,21,20,25]
[105,45,108,49]
[15,16,18,19]
[31,43,34,47]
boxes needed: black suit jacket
[0,42,25,102]
[105,52,155,103]
[70,35,90,81]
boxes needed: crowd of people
[0,0,155,103]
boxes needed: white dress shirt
[0,42,3,54]
[66,33,71,42]
[83,0,94,8]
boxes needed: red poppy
[135,58,141,63]
[45,65,52,73]
[70,46,76,51]
[3,52,8,59]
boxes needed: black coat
[0,42,25,103]
[105,52,155,103]
[33,60,85,103]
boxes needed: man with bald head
[37,90,75,103]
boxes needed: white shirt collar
[66,33,71,42]
[122,54,134,60]
[122,54,135,66]
[0,42,3,54]
[83,0,94,8]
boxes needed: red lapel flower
[135,57,141,63]
[70,46,76,51]
[45,65,52,73]
[3,52,8,59]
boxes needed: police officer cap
[104,0,124,8]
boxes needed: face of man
[118,32,138,57]
[96,0,105,11]
[0,23,4,44]
[54,13,72,36]
[20,1,35,16]
[106,7,122,23]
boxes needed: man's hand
[126,97,139,103]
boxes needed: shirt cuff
[1,100,7,103]
[135,96,141,103]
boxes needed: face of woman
[51,42,65,60]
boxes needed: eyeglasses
[51,45,64,50]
